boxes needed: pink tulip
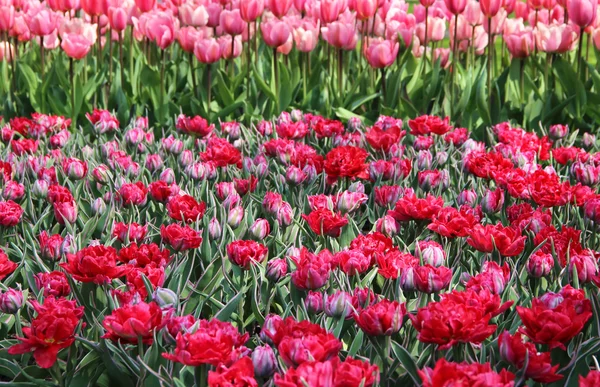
[59,18,97,44]
[356,0,378,20]
[220,9,245,36]
[320,0,348,24]
[135,0,156,13]
[514,2,530,19]
[47,0,80,13]
[81,0,108,16]
[504,29,534,58]
[365,38,399,68]
[218,35,242,59]
[293,20,320,52]
[206,3,223,28]
[28,8,60,37]
[536,22,577,53]
[179,3,209,27]
[568,0,598,28]
[145,12,176,49]
[108,6,128,32]
[527,0,544,10]
[61,33,93,59]
[444,0,467,14]
[194,38,221,64]
[261,18,292,48]
[0,5,14,32]
[504,0,516,12]
[464,0,484,26]
[294,0,308,13]
[322,21,358,50]
[480,0,502,17]
[416,16,446,44]
[420,0,436,7]
[240,0,265,22]
[178,26,201,53]
[0,41,14,63]
[385,9,416,46]
[594,28,600,50]
[277,35,294,54]
[267,0,293,18]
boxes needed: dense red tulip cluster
[0,107,600,386]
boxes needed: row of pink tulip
[0,0,598,67]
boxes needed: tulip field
[4,0,600,386]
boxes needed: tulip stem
[338,49,343,99]
[381,67,386,103]
[577,27,584,80]
[189,53,198,99]
[420,6,429,78]
[520,58,525,105]
[194,365,208,387]
[70,57,75,129]
[108,26,113,87]
[160,50,166,122]
[247,22,252,116]
[273,48,279,110]
[450,13,458,119]
[40,37,45,113]
[303,52,308,103]
[119,36,124,86]
[206,64,212,113]
[487,17,493,119]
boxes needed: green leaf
[390,341,421,386]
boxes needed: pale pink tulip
[178,26,202,53]
[464,0,484,26]
[385,9,416,46]
[179,3,209,27]
[277,35,294,54]
[145,12,177,49]
[293,20,320,52]
[218,34,242,59]
[27,7,60,36]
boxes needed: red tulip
[102,301,164,344]
[355,299,406,336]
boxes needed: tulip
[267,0,293,18]
[356,0,378,20]
[365,39,400,68]
[153,287,178,308]
[480,0,502,17]
[0,289,23,314]
[324,290,353,318]
[108,6,128,32]
[481,188,504,214]
[568,0,598,28]
[240,0,264,22]
[293,22,320,52]
[220,9,244,36]
[249,218,271,240]
[320,0,347,23]
[194,38,221,64]
[252,345,277,378]
[61,33,93,60]
[266,258,288,282]
[92,198,107,215]
[179,3,209,27]
[304,291,324,314]
[583,133,596,149]
[135,0,156,13]
[322,22,358,50]
[0,4,14,32]
[260,19,292,48]
[527,251,554,278]
[505,30,534,58]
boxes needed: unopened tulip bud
[250,218,270,240]
[539,292,564,310]
[276,202,293,227]
[337,191,368,214]
[32,179,49,199]
[160,168,176,184]
[260,314,283,344]
[0,289,23,314]
[435,151,448,165]
[252,345,277,379]
[286,165,307,185]
[416,150,432,170]
[145,154,163,171]
[153,287,179,308]
[348,181,365,193]
[400,267,416,291]
[583,133,596,149]
[168,139,184,155]
[324,290,352,319]
[81,146,94,159]
[92,198,107,215]
[208,217,222,240]
[125,128,144,146]
[416,241,446,267]
[375,215,399,237]
[347,117,363,132]
[227,207,245,229]
[304,291,324,315]
[257,121,273,136]
[92,165,112,184]
[549,124,569,140]
[278,112,291,125]
[457,189,477,207]
[481,188,504,214]
[266,258,288,282]
[568,252,598,283]
[178,150,194,167]
[222,122,241,140]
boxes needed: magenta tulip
[194,38,222,64]
[365,39,399,68]
[568,0,598,28]
[261,19,291,48]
